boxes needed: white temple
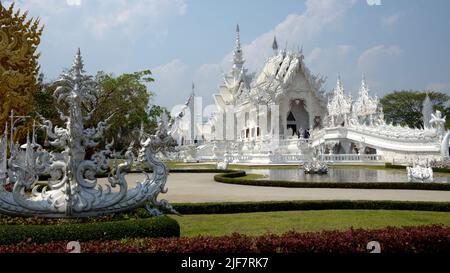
[171,25,450,165]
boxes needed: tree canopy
[90,70,154,151]
[380,90,450,129]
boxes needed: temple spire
[72,47,85,78]
[232,24,245,77]
[337,73,343,92]
[360,73,369,96]
[272,36,278,55]
[422,93,433,129]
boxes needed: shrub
[0,216,179,245]
[172,200,450,214]
[0,225,448,253]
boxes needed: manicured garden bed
[0,225,447,253]
[173,210,450,237]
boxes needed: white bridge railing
[220,153,383,164]
[223,154,310,164]
[320,154,383,162]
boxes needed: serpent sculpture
[0,49,177,218]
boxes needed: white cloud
[426,83,450,93]
[6,0,187,38]
[193,63,223,105]
[358,45,402,70]
[86,0,187,38]
[151,59,191,107]
[338,45,353,56]
[306,48,322,63]
[66,0,82,6]
[220,0,357,73]
[366,0,382,6]
[382,13,400,26]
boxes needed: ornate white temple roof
[327,75,352,116]
[353,75,379,117]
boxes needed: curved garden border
[213,170,450,191]
[172,200,450,214]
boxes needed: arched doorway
[286,99,309,137]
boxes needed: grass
[173,210,450,237]
[239,173,266,179]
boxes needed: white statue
[430,110,446,138]
[217,158,229,170]
[406,161,434,183]
[302,152,328,174]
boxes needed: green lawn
[173,210,450,237]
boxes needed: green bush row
[172,200,450,214]
[214,171,450,191]
[0,216,179,245]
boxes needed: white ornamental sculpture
[303,157,328,174]
[0,49,177,218]
[302,150,328,174]
[430,110,446,138]
[406,161,434,183]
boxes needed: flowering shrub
[0,225,448,253]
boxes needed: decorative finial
[232,24,245,77]
[272,36,278,54]
[336,73,344,92]
[235,24,241,50]
[72,48,85,76]
[361,73,367,89]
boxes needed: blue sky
[4,0,450,109]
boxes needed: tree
[89,70,155,151]
[147,104,171,133]
[0,3,43,134]
[380,90,449,129]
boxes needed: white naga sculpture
[216,158,229,170]
[302,150,328,174]
[430,110,446,139]
[0,49,177,218]
[406,161,434,183]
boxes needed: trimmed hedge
[0,225,448,253]
[0,216,179,245]
[214,170,450,191]
[172,200,450,214]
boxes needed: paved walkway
[105,173,450,203]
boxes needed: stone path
[102,173,450,203]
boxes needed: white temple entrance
[286,99,310,138]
